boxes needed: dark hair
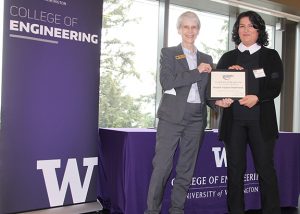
[232,11,269,46]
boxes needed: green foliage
[201,20,229,63]
[102,0,135,28]
[99,0,154,128]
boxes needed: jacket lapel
[197,51,202,65]
[175,44,189,71]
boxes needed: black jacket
[216,46,283,142]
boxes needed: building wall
[269,0,300,9]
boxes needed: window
[99,0,299,131]
[99,0,158,128]
[99,1,230,129]
[266,25,275,48]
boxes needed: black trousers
[224,120,281,214]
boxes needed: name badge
[253,68,266,78]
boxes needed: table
[97,128,300,214]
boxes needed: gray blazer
[157,44,214,124]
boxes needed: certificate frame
[207,69,247,100]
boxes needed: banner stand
[19,201,103,214]
[0,1,103,213]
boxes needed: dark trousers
[224,120,281,214]
[145,103,205,214]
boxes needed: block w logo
[37,157,98,207]
[212,147,227,168]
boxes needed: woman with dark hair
[216,11,283,214]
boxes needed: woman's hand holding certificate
[215,98,234,108]
[198,63,212,73]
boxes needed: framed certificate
[208,69,247,100]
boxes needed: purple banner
[0,0,102,213]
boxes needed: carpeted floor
[90,206,299,214]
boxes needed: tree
[201,20,229,63]
[99,0,154,128]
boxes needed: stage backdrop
[0,0,102,213]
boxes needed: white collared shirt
[238,43,261,55]
[182,45,201,103]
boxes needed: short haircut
[232,10,269,46]
[176,11,201,30]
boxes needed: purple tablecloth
[97,128,300,214]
